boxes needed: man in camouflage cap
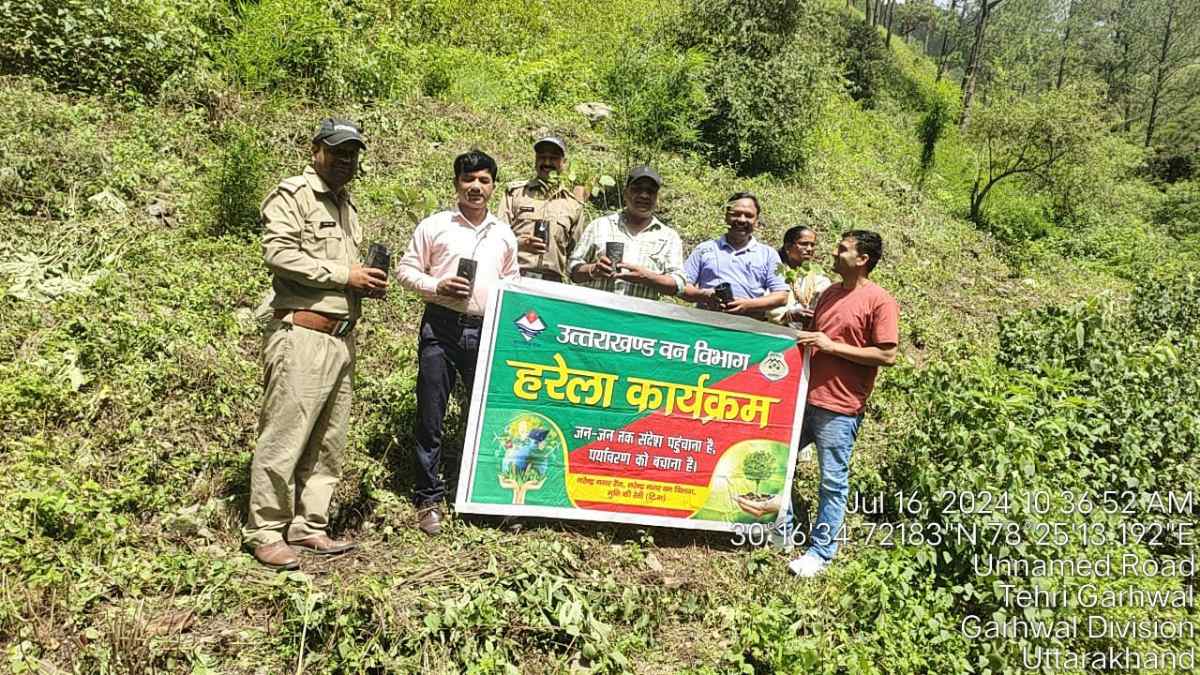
[501,136,586,282]
[242,118,388,570]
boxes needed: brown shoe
[252,541,300,570]
[289,533,357,555]
[417,505,443,536]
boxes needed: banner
[454,279,808,532]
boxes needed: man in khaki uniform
[501,136,586,282]
[243,118,388,570]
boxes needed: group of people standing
[242,118,899,580]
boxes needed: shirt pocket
[548,213,575,251]
[303,218,345,261]
[644,240,671,271]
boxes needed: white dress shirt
[397,208,520,316]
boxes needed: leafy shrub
[419,47,455,99]
[716,599,821,672]
[0,88,107,218]
[998,295,1200,498]
[602,41,709,160]
[328,32,423,102]
[0,366,75,435]
[997,300,1111,373]
[885,295,1200,665]
[1131,271,1200,339]
[220,0,339,95]
[1154,180,1200,238]
[379,0,554,58]
[917,81,957,174]
[716,546,971,673]
[423,47,518,109]
[0,0,216,96]
[506,48,606,108]
[831,547,972,673]
[675,0,842,176]
[1146,147,1195,184]
[207,124,273,239]
[979,188,1053,245]
[839,13,890,107]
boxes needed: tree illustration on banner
[496,413,562,504]
[742,448,775,500]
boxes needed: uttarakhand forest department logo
[514,310,546,341]
[759,351,788,381]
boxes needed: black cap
[313,118,366,149]
[533,136,567,155]
[626,165,662,188]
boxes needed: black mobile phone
[366,242,391,272]
[715,281,734,305]
[533,220,550,243]
[456,258,477,283]
[605,241,625,264]
[362,242,390,298]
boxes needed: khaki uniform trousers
[243,318,354,547]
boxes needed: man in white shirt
[397,150,519,535]
[567,166,685,300]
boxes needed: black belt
[424,303,483,328]
[521,269,563,283]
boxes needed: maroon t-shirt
[806,280,899,415]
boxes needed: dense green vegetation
[2,0,1197,672]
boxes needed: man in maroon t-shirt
[788,229,898,577]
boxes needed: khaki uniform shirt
[261,166,363,320]
[501,179,586,278]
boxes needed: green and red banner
[455,279,808,532]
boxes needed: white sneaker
[788,552,829,578]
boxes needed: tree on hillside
[1054,0,1080,89]
[935,0,969,82]
[1081,0,1200,155]
[892,0,939,46]
[884,0,897,46]
[603,41,710,165]
[959,0,1005,128]
[1096,0,1145,133]
[981,0,1102,91]
[1150,75,1200,182]
[842,12,890,106]
[1141,0,1200,148]
[965,82,1116,224]
[985,0,1061,89]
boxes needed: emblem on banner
[514,310,546,341]
[758,351,788,381]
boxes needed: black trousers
[413,304,481,506]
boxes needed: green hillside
[2,0,1198,672]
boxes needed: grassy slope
[0,19,1144,674]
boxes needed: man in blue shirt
[681,192,788,317]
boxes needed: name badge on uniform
[320,221,336,229]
